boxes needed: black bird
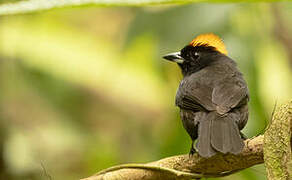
[163,33,249,158]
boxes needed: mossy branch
[264,100,292,180]
[82,100,291,180]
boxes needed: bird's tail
[196,111,244,158]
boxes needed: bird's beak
[163,52,184,64]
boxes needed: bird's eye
[194,52,199,59]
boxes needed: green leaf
[0,0,280,16]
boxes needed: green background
[0,1,292,180]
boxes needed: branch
[82,100,291,180]
[82,136,264,180]
[264,100,292,180]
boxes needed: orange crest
[189,33,228,55]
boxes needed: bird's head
[163,33,228,76]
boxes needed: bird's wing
[212,77,249,115]
[176,78,216,112]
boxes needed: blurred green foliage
[0,2,292,180]
[0,0,283,16]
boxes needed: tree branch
[264,100,292,180]
[82,100,292,180]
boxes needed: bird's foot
[189,148,196,157]
[240,132,248,140]
[189,141,197,157]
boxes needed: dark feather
[211,114,232,153]
[211,112,244,154]
[212,74,249,115]
[180,110,201,140]
[196,113,217,157]
[229,119,245,154]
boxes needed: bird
[163,33,249,158]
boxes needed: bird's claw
[240,132,248,140]
[189,148,197,157]
[189,141,197,157]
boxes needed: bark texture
[264,100,292,180]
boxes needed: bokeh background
[0,2,292,180]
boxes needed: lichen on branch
[264,100,292,180]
